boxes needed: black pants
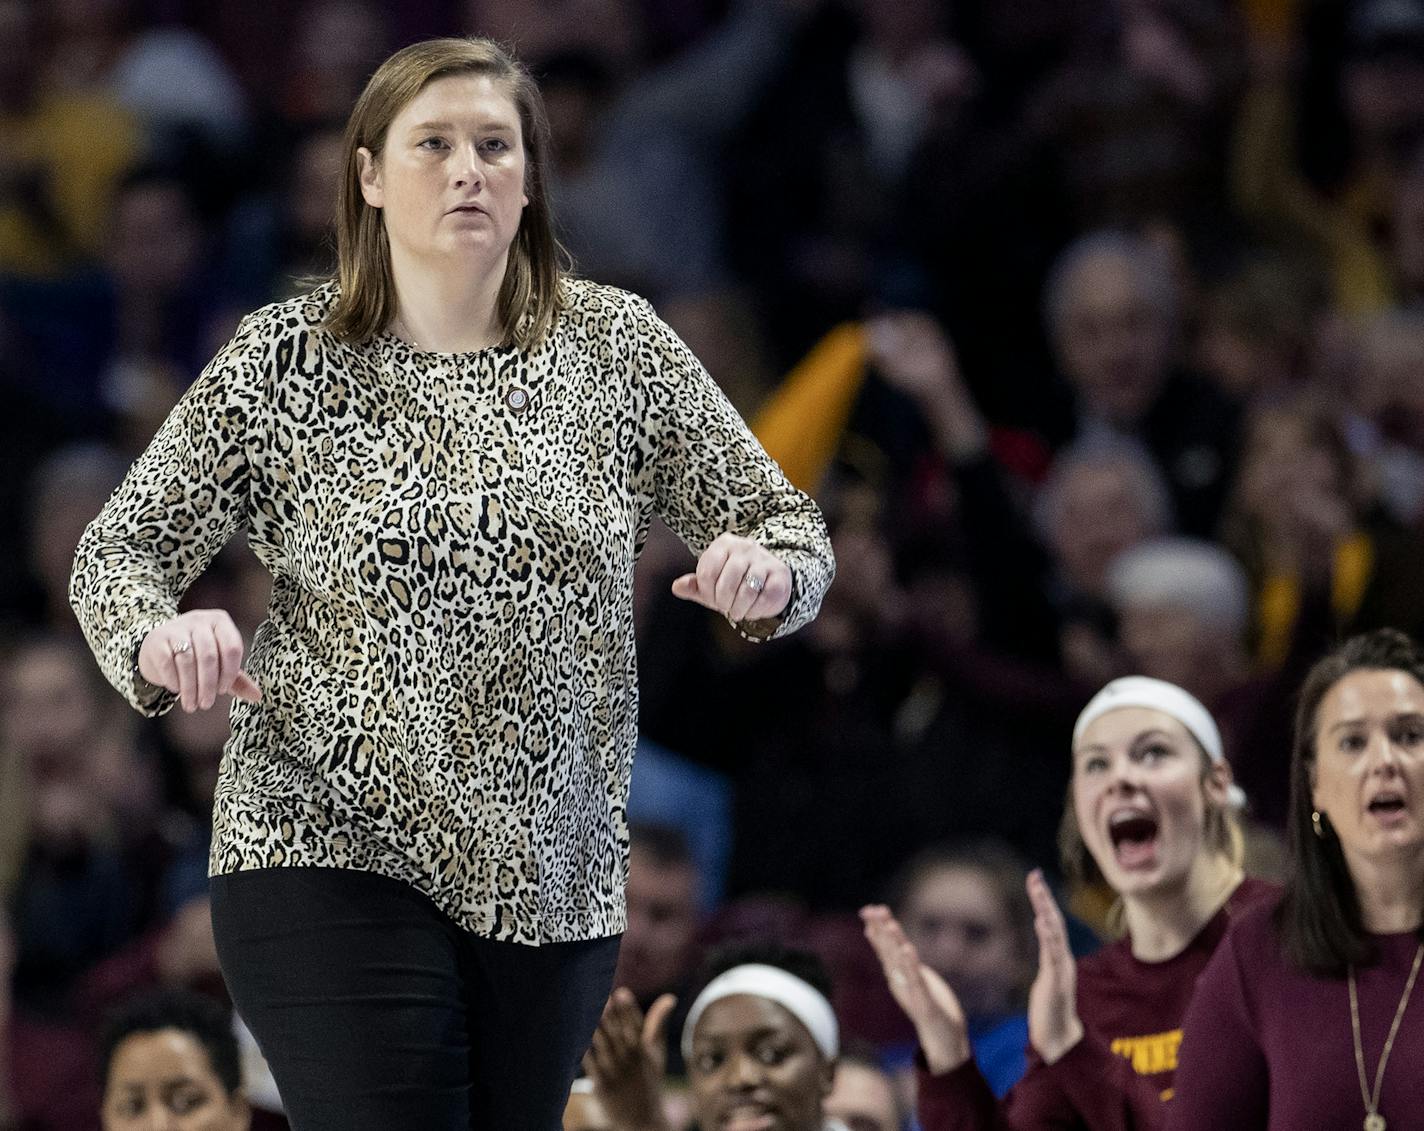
[210,867,620,1131]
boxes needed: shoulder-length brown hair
[324,37,567,348]
[1276,628,1424,976]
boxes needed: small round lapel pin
[505,387,530,413]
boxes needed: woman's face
[1072,707,1228,898]
[1050,462,1154,597]
[1312,668,1424,871]
[901,866,1023,1020]
[359,73,528,272]
[103,1029,249,1131]
[824,1060,898,1131]
[688,995,832,1131]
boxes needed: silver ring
[745,574,764,593]
[171,638,192,656]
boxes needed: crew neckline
[376,328,515,363]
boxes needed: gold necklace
[1349,942,1424,1131]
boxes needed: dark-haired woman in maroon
[1169,629,1424,1130]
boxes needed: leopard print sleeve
[627,293,834,640]
[70,312,267,715]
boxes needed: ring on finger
[171,638,193,656]
[744,574,765,594]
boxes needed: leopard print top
[71,278,833,944]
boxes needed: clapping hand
[138,609,261,712]
[583,988,676,1131]
[672,533,792,625]
[1025,870,1084,1065]
[860,904,973,1075]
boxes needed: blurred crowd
[4,0,1424,1126]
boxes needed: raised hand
[583,988,676,1131]
[671,533,791,625]
[860,904,972,1075]
[865,312,987,460]
[138,609,261,712]
[866,312,961,404]
[1025,870,1084,1065]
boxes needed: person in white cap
[579,943,851,1131]
[862,675,1277,1131]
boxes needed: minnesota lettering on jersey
[1110,1029,1182,1099]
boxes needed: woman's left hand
[671,534,792,624]
[583,988,675,1131]
[1026,869,1084,1065]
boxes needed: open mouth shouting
[1108,807,1161,870]
[1366,788,1411,828]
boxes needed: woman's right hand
[860,904,972,1075]
[138,610,261,712]
[1026,870,1084,1065]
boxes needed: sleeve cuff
[914,1048,999,1130]
[731,571,796,643]
[125,618,180,717]
[733,544,831,642]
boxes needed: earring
[1312,810,1326,839]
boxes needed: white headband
[1073,676,1246,808]
[682,963,839,1063]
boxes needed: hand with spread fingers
[670,533,791,626]
[1025,869,1084,1065]
[860,903,973,1075]
[582,987,676,1131]
[137,610,261,713]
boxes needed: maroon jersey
[917,876,1276,1131]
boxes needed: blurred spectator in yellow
[1233,0,1424,314]
[1223,394,1424,667]
[44,0,250,157]
[0,0,142,275]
